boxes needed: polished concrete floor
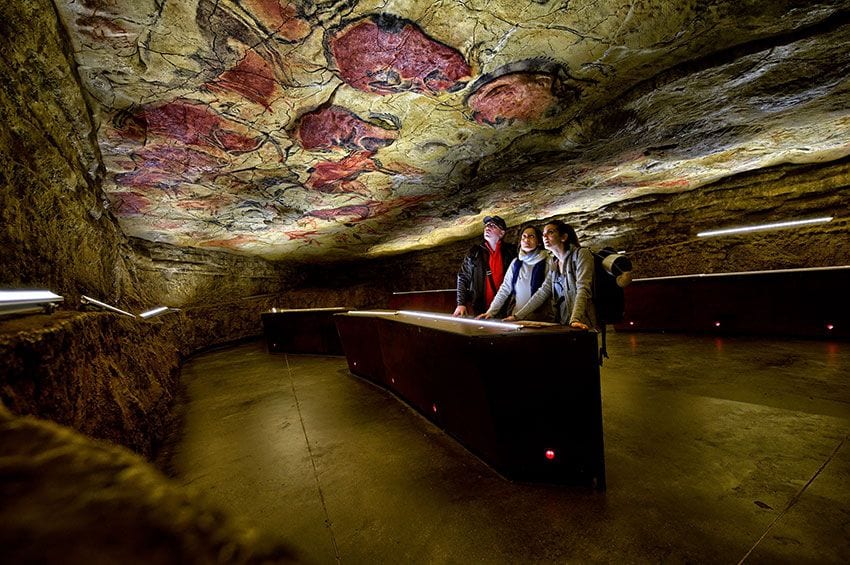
[166,333,850,564]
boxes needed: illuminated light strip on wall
[80,295,136,318]
[0,290,64,315]
[139,306,181,319]
[398,310,522,331]
[392,289,454,295]
[0,290,62,303]
[140,306,169,318]
[633,264,850,282]
[696,216,833,237]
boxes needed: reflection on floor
[167,332,850,564]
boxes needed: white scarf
[518,247,547,266]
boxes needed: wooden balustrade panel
[335,311,605,488]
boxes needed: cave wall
[0,0,302,310]
[3,0,845,311]
[0,404,295,563]
[0,0,383,462]
[2,0,848,455]
[313,157,850,296]
[0,0,133,305]
[0,1,847,558]
[586,158,850,278]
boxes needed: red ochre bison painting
[109,191,152,216]
[113,145,227,190]
[466,60,577,126]
[204,50,279,109]
[307,195,428,222]
[468,72,560,125]
[91,7,476,256]
[304,151,426,196]
[115,101,265,155]
[295,105,399,152]
[305,151,379,194]
[328,14,471,95]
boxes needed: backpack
[592,248,633,364]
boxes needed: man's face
[484,222,505,240]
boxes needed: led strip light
[633,264,850,282]
[80,295,136,318]
[347,310,399,316]
[398,310,522,331]
[0,290,64,315]
[697,216,833,237]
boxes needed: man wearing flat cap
[453,215,516,317]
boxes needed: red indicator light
[629,321,635,326]
[714,321,721,327]
[390,378,395,384]
[827,324,835,331]
[432,403,437,413]
[545,449,556,460]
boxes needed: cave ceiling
[55,0,850,260]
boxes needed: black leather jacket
[455,241,517,315]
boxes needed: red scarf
[485,240,504,307]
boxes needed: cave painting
[467,60,575,126]
[304,151,425,197]
[109,101,265,196]
[113,145,227,190]
[115,101,266,155]
[93,6,462,256]
[196,0,311,59]
[306,151,379,194]
[110,191,152,217]
[236,0,310,41]
[85,5,586,257]
[58,0,850,260]
[204,50,279,109]
[295,105,399,152]
[327,14,471,95]
[304,195,429,228]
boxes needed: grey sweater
[513,245,598,329]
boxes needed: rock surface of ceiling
[56,0,850,260]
